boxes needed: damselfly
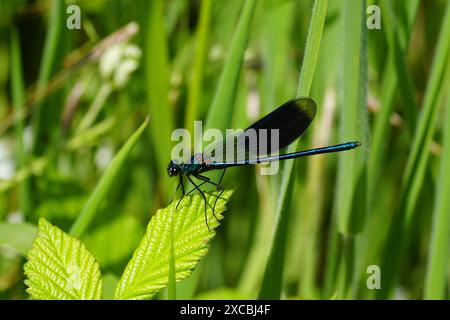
[168,98,360,229]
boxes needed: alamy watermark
[367,5,381,30]
[366,265,381,290]
[66,5,81,30]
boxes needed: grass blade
[145,0,175,199]
[205,0,257,132]
[335,0,367,236]
[10,26,32,218]
[378,2,450,298]
[261,0,296,111]
[367,0,419,207]
[69,118,149,238]
[258,0,328,300]
[238,0,296,295]
[379,0,419,132]
[184,0,212,134]
[331,0,368,299]
[424,87,450,299]
[31,0,64,154]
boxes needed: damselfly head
[167,160,181,177]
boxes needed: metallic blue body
[208,141,360,169]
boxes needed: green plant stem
[70,118,149,238]
[238,0,295,295]
[261,0,296,112]
[258,0,328,300]
[335,0,367,236]
[379,0,419,132]
[424,85,450,299]
[185,0,212,135]
[31,0,64,154]
[332,0,367,299]
[378,1,450,298]
[145,0,175,200]
[205,0,257,132]
[298,0,342,297]
[76,83,112,133]
[10,26,32,218]
[361,0,418,298]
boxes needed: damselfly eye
[167,160,180,177]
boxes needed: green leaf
[0,222,37,256]
[24,219,103,300]
[115,190,233,300]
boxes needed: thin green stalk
[424,88,450,299]
[363,0,419,297]
[146,0,175,200]
[238,0,295,295]
[298,0,343,296]
[10,27,32,218]
[185,0,212,135]
[31,0,64,154]
[333,0,367,299]
[335,0,367,236]
[379,0,419,132]
[261,0,295,112]
[323,216,342,298]
[70,118,149,238]
[340,236,355,299]
[367,0,419,200]
[258,0,328,300]
[201,0,256,188]
[10,27,25,168]
[378,2,450,298]
[205,0,257,132]
[299,97,335,297]
[76,83,112,133]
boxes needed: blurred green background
[0,0,449,299]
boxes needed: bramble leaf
[24,219,103,300]
[115,190,233,300]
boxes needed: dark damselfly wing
[199,98,317,164]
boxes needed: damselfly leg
[175,175,185,209]
[193,168,227,221]
[187,175,214,231]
